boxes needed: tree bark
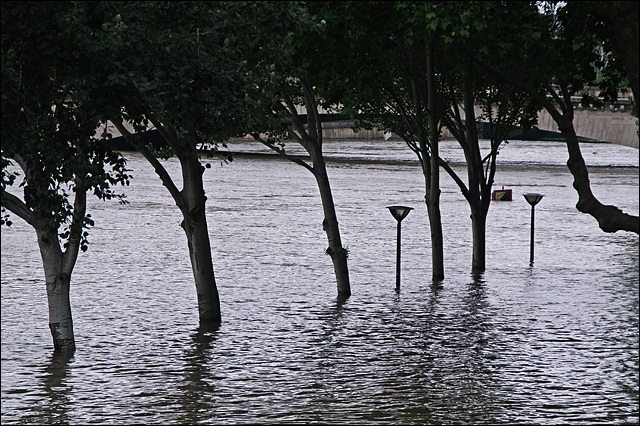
[557,116,640,234]
[426,42,445,281]
[114,120,222,325]
[425,191,445,281]
[463,81,488,274]
[179,153,221,326]
[3,168,86,353]
[273,80,351,296]
[36,228,76,353]
[470,204,487,273]
[312,156,351,296]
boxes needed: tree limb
[112,120,185,209]
[438,157,469,198]
[1,189,34,226]
[147,117,184,157]
[281,89,311,150]
[61,178,86,273]
[251,133,316,175]
[301,77,323,147]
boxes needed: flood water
[2,138,639,424]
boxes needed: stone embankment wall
[537,106,638,148]
[238,120,455,142]
[272,97,638,147]
[311,109,639,148]
[244,114,638,148]
[104,102,638,148]
[320,120,457,140]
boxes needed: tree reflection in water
[37,352,74,424]
[178,324,220,425]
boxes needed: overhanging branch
[1,189,34,226]
[112,120,185,209]
[251,133,316,176]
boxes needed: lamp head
[387,205,413,222]
[523,193,544,206]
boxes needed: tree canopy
[1,0,130,250]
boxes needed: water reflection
[315,295,348,368]
[177,325,220,425]
[38,352,74,425]
[1,143,638,424]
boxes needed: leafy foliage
[1,1,130,250]
[92,1,306,150]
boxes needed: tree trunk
[36,229,76,353]
[470,204,487,273]
[557,117,640,234]
[426,41,445,282]
[425,196,445,281]
[180,154,221,326]
[312,156,351,296]
[112,120,223,325]
[463,82,488,274]
[421,142,445,281]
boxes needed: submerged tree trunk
[113,120,222,325]
[419,114,446,282]
[421,130,445,281]
[258,79,352,296]
[311,154,351,296]
[3,168,88,353]
[425,189,445,281]
[463,81,488,274]
[426,42,445,281]
[179,151,221,326]
[470,203,487,272]
[36,228,76,353]
[441,77,495,275]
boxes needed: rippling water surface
[2,139,638,424]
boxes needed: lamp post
[523,193,544,264]
[387,205,413,289]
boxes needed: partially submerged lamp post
[387,205,413,289]
[523,193,544,264]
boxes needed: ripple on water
[2,147,639,424]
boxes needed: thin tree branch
[250,133,316,175]
[281,89,311,148]
[147,117,184,156]
[301,77,322,147]
[13,154,28,176]
[438,156,469,198]
[112,120,185,209]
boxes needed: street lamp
[387,205,413,289]
[523,193,544,264]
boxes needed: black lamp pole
[396,219,402,287]
[523,193,544,264]
[387,206,413,289]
